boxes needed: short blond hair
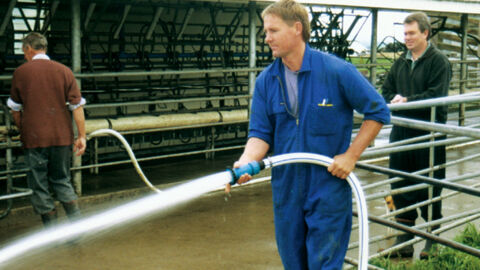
[261,0,310,42]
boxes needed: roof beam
[0,0,17,36]
[114,4,131,39]
[146,7,163,40]
[290,0,480,15]
[196,0,480,15]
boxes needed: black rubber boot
[420,225,440,260]
[62,200,81,221]
[41,210,58,227]
[379,218,415,258]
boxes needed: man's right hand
[390,94,407,104]
[225,160,253,193]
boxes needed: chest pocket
[269,103,295,141]
[307,104,339,135]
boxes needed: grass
[369,224,480,270]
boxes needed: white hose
[88,129,161,193]
[263,153,369,270]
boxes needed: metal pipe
[379,182,480,221]
[0,106,14,218]
[69,145,245,172]
[359,212,480,258]
[248,1,257,110]
[0,188,32,201]
[459,14,468,126]
[350,207,480,250]
[84,95,251,109]
[362,151,480,191]
[390,116,480,139]
[349,210,480,260]
[369,9,377,86]
[356,162,480,197]
[386,92,480,111]
[71,0,82,196]
[364,170,480,203]
[361,136,474,159]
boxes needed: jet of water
[0,171,232,266]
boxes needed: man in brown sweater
[7,32,86,227]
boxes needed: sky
[341,10,410,49]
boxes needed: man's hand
[73,136,86,156]
[327,153,357,179]
[225,160,253,193]
[390,94,407,104]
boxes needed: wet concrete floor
[0,141,479,269]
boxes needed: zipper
[275,75,299,126]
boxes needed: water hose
[229,153,369,270]
[88,129,161,193]
[0,130,369,270]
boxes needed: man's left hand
[327,153,356,179]
[74,137,86,156]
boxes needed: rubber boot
[379,218,415,258]
[40,209,58,227]
[420,225,440,260]
[62,200,81,221]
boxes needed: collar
[32,53,50,60]
[406,42,431,61]
[271,43,312,76]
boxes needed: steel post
[248,2,257,114]
[71,0,82,196]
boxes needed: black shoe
[62,200,81,221]
[41,209,58,227]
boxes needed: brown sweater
[10,59,82,148]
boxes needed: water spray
[0,129,369,270]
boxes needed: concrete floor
[0,181,283,270]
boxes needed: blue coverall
[249,45,390,269]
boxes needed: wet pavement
[0,142,479,269]
[2,182,282,270]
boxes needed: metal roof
[200,0,480,15]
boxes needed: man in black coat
[381,12,451,259]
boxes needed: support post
[71,0,82,195]
[459,14,468,126]
[369,9,378,87]
[248,2,257,114]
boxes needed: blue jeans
[24,146,78,214]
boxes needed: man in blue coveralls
[225,0,390,269]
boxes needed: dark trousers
[389,126,446,222]
[24,146,78,214]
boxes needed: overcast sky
[348,10,410,47]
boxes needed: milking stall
[1,0,480,269]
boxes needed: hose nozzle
[227,161,265,185]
